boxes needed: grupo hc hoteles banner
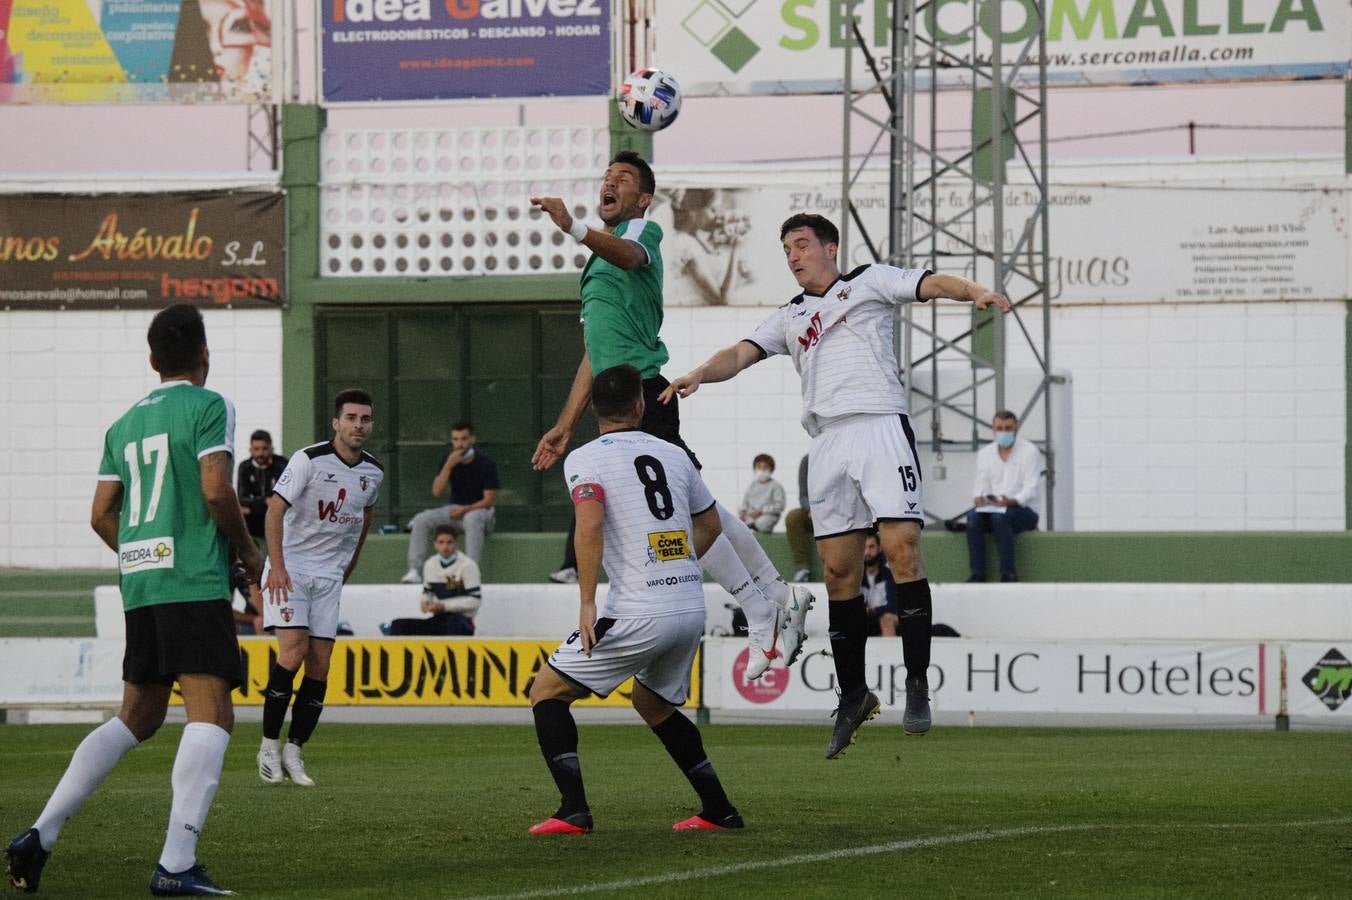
[0,0,275,103]
[322,0,612,102]
[0,191,286,310]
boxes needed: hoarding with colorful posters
[322,0,612,102]
[0,0,274,102]
[0,191,285,310]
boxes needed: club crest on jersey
[647,530,690,562]
[360,475,369,491]
[280,606,294,623]
[838,285,851,301]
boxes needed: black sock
[262,663,296,740]
[896,578,933,684]
[651,712,734,819]
[287,677,328,745]
[532,699,588,817]
[828,595,869,696]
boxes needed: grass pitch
[2,722,1348,899]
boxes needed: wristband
[567,219,589,242]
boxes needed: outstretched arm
[530,197,647,270]
[657,340,764,404]
[919,273,1011,312]
[533,352,594,471]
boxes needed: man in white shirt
[967,411,1042,583]
[661,213,1010,758]
[257,389,382,788]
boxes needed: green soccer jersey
[97,381,234,610]
[579,217,669,378]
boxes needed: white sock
[159,723,229,874]
[700,533,778,636]
[714,501,791,610]
[33,717,139,850]
[260,736,279,754]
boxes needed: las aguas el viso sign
[0,191,285,310]
[322,0,612,102]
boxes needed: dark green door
[315,303,593,531]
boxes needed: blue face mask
[995,432,1015,449]
[437,551,459,564]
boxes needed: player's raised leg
[632,684,743,831]
[711,502,814,673]
[527,667,593,835]
[878,519,932,735]
[818,531,881,759]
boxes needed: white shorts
[548,609,704,705]
[262,564,344,640]
[808,413,924,538]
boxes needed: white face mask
[754,468,773,482]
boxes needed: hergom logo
[1300,647,1352,711]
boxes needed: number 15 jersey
[97,381,235,611]
[563,429,715,619]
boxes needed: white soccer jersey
[746,264,931,437]
[563,429,715,619]
[273,441,383,579]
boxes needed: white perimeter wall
[666,300,1347,535]
[0,297,1344,569]
[1,309,282,568]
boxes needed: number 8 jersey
[97,381,236,610]
[563,429,715,619]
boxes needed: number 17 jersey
[97,381,235,610]
[563,429,715,619]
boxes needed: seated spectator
[738,453,786,534]
[784,454,814,582]
[966,410,1042,583]
[861,534,898,637]
[402,420,498,581]
[236,428,287,554]
[388,527,482,636]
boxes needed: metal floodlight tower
[840,0,1057,527]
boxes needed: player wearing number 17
[661,214,1012,759]
[6,304,262,897]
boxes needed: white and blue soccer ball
[617,68,682,132]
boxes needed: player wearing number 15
[6,304,262,897]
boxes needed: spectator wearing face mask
[738,453,786,534]
[967,410,1042,583]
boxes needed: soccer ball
[617,68,681,132]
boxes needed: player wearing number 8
[527,365,743,834]
[7,304,261,896]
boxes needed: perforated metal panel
[320,126,609,277]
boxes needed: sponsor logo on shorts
[647,530,691,562]
[118,537,175,575]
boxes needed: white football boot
[281,742,316,787]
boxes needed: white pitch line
[465,817,1352,900]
